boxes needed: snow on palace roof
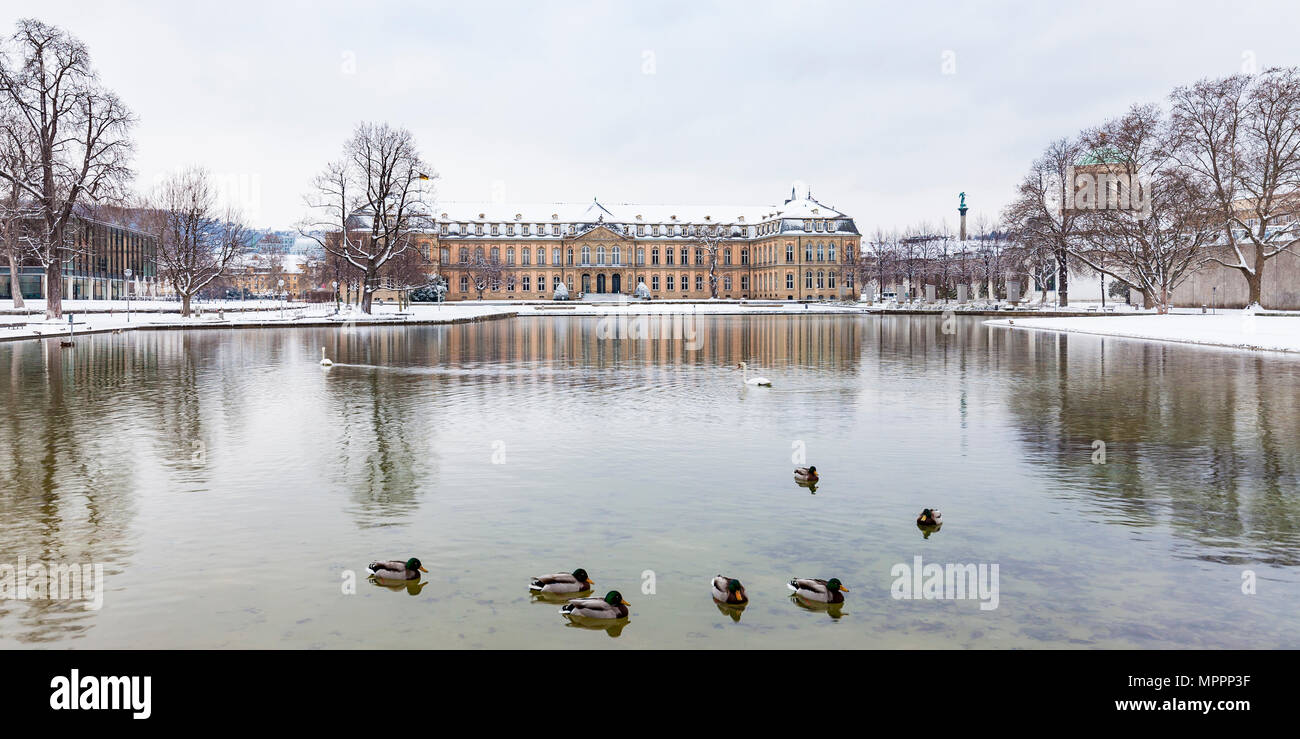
[431,184,851,226]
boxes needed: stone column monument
[958,192,969,242]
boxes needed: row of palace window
[450,242,844,267]
[439,219,843,238]
[454,270,848,293]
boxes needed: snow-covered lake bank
[984,312,1300,354]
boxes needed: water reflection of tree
[0,338,137,643]
[328,330,425,528]
[999,330,1300,564]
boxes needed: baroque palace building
[430,184,860,301]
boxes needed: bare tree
[0,19,135,319]
[1071,104,1218,313]
[0,103,37,308]
[1168,68,1300,308]
[694,221,735,298]
[147,167,249,316]
[301,122,433,313]
[464,253,501,300]
[1003,137,1086,305]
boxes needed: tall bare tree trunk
[5,246,22,309]
[181,293,192,317]
[45,261,62,319]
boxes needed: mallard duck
[711,575,749,605]
[916,508,943,527]
[737,361,772,387]
[560,590,630,620]
[794,466,818,482]
[529,568,593,594]
[788,577,848,603]
[366,557,428,581]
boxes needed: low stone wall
[1174,248,1300,309]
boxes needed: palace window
[828,242,837,261]
[567,248,575,265]
[506,276,516,291]
[440,247,450,263]
[817,242,825,261]
[740,275,749,290]
[523,224,531,236]
[695,275,703,291]
[679,247,687,263]
[786,243,794,262]
[636,248,645,266]
[491,247,500,264]
[806,271,814,289]
[666,274,674,290]
[612,246,622,265]
[723,275,732,290]
[595,246,605,265]
[458,248,468,264]
[741,248,749,265]
[522,275,531,291]
[652,275,660,290]
[506,247,515,265]
[828,271,836,289]
[506,224,515,236]
[459,275,468,292]
[651,248,660,265]
[476,224,484,235]
[475,246,485,260]
[845,272,854,289]
[522,247,531,265]
[805,243,813,261]
[652,225,660,236]
[695,249,703,265]
[724,249,732,265]
[817,271,825,288]
[786,273,794,290]
[665,248,673,265]
[553,249,562,266]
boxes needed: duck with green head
[367,557,428,581]
[560,590,630,620]
[794,466,818,482]
[916,508,942,527]
[529,567,593,594]
[788,577,848,604]
[711,575,749,606]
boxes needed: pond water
[1,315,1297,648]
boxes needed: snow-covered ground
[0,299,873,341]
[984,312,1300,354]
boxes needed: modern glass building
[1,217,160,302]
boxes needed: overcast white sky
[7,0,1300,233]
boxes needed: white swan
[736,361,771,387]
[319,347,334,366]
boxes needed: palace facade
[431,185,859,301]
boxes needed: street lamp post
[278,279,286,318]
[332,280,339,314]
[123,268,133,323]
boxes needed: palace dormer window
[522,224,531,236]
[491,224,500,236]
